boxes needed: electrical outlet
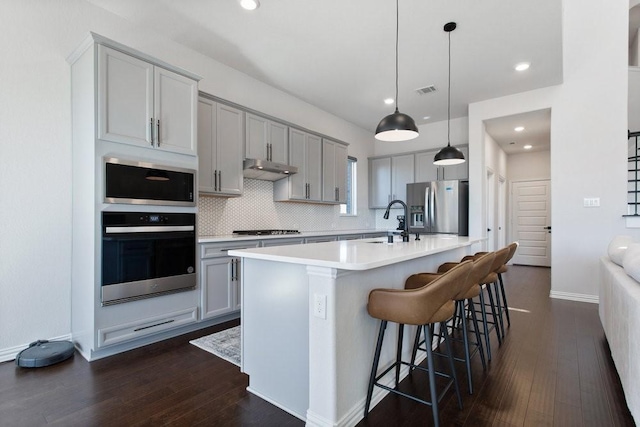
[313,293,327,319]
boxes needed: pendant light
[434,22,465,165]
[375,0,419,142]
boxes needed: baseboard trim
[0,333,73,363]
[550,291,599,304]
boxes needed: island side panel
[306,245,473,427]
[241,258,309,420]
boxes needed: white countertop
[228,234,483,271]
[198,229,388,244]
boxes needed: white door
[369,157,392,208]
[288,128,307,200]
[216,103,244,195]
[305,134,323,201]
[486,169,495,250]
[391,154,414,203]
[97,45,153,147]
[498,176,506,249]
[154,67,198,155]
[511,179,551,267]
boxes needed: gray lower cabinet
[200,257,238,319]
[200,240,259,320]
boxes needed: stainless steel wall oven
[101,212,196,305]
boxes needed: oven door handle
[105,225,195,234]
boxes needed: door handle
[487,228,492,232]
[544,226,551,233]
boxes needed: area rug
[190,326,241,367]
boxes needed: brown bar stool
[495,242,518,329]
[405,252,496,394]
[476,246,510,349]
[470,242,518,337]
[440,247,509,360]
[364,261,472,427]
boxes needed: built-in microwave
[104,157,196,206]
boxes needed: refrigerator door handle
[428,185,435,231]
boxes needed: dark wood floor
[0,266,635,426]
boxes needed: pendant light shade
[434,22,465,166]
[375,108,419,141]
[374,0,419,142]
[434,144,465,165]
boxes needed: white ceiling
[88,0,564,152]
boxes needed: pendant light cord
[447,29,451,147]
[395,0,399,112]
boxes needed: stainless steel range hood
[243,158,298,181]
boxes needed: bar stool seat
[364,261,473,427]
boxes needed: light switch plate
[583,197,600,207]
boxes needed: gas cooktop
[232,229,300,236]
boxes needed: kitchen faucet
[383,199,410,242]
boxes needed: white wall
[469,0,631,301]
[508,151,551,182]
[0,1,374,356]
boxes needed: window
[340,156,357,215]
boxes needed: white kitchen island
[229,234,483,427]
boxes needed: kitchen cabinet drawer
[97,307,198,348]
[337,234,364,241]
[305,236,337,244]
[261,237,305,247]
[200,241,260,259]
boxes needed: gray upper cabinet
[322,138,348,203]
[415,146,469,182]
[245,113,288,164]
[97,45,197,156]
[198,97,244,196]
[274,128,322,201]
[369,154,414,208]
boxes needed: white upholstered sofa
[599,235,640,423]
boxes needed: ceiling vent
[416,85,437,95]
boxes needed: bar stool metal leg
[441,321,463,409]
[364,320,387,417]
[423,324,441,426]
[477,290,492,361]
[485,283,503,345]
[468,298,486,370]
[498,273,511,328]
[492,281,506,339]
[395,324,404,386]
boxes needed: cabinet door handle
[156,119,161,146]
[268,143,272,161]
[214,169,218,191]
[218,171,222,191]
[149,118,154,145]
[335,187,339,202]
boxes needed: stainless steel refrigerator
[406,180,468,236]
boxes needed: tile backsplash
[198,179,375,236]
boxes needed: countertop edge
[229,236,484,271]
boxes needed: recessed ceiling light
[240,0,260,10]
[384,98,394,105]
[523,144,533,149]
[423,116,431,120]
[515,62,530,71]
[514,126,525,132]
